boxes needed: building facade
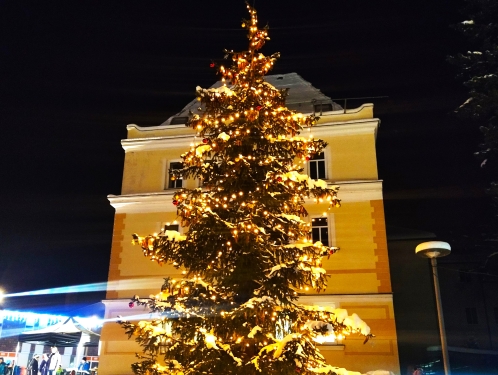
[99,74,400,374]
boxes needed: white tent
[18,317,99,347]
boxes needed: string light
[123,3,372,375]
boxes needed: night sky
[0,0,493,314]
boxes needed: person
[55,365,64,375]
[0,358,7,375]
[77,358,90,374]
[7,360,16,375]
[39,354,49,375]
[27,355,39,375]
[47,347,61,375]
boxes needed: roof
[18,317,100,347]
[160,72,342,126]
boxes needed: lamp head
[416,241,451,258]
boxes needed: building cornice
[121,118,380,153]
[108,180,383,213]
[102,292,392,319]
[121,134,194,152]
[298,293,393,306]
[313,118,379,139]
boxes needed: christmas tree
[447,0,498,258]
[448,0,498,204]
[120,4,372,375]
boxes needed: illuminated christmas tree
[120,4,372,375]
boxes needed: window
[164,223,179,232]
[170,116,189,125]
[199,159,213,187]
[309,152,326,180]
[465,307,478,325]
[156,221,181,235]
[311,217,329,246]
[166,162,183,189]
[459,269,472,283]
[275,315,292,340]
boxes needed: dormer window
[170,116,189,125]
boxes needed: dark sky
[0,0,493,313]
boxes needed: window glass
[201,160,212,187]
[164,224,179,232]
[309,152,326,180]
[167,162,183,189]
[311,217,329,246]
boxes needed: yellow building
[99,73,400,374]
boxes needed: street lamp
[416,241,451,375]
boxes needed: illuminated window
[311,217,329,246]
[465,307,478,325]
[157,221,181,236]
[164,223,179,232]
[275,315,292,340]
[314,332,343,345]
[309,152,326,180]
[166,162,183,189]
[199,160,213,187]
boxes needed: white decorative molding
[126,104,374,133]
[318,345,345,351]
[127,123,185,132]
[121,135,194,152]
[298,293,394,306]
[337,180,384,202]
[313,119,379,138]
[108,192,176,213]
[102,299,153,320]
[108,181,383,214]
[121,119,380,153]
[102,293,393,320]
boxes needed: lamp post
[416,241,451,375]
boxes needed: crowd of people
[25,347,90,375]
[0,357,14,375]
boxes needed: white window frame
[306,148,330,180]
[155,221,182,235]
[198,159,213,188]
[164,159,183,190]
[296,295,343,347]
[310,214,336,247]
[311,216,329,247]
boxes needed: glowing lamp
[415,241,451,259]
